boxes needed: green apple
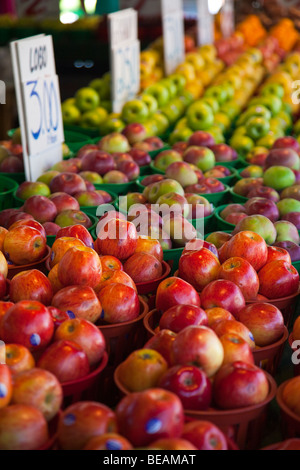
[62,98,76,107]
[186,102,214,131]
[206,126,225,144]
[169,128,194,145]
[229,135,255,157]
[161,101,182,126]
[260,83,285,100]
[183,146,216,172]
[201,96,220,114]
[145,179,185,203]
[144,83,170,107]
[89,78,110,100]
[204,86,228,105]
[140,94,158,115]
[156,192,189,218]
[100,100,112,113]
[263,166,296,191]
[61,103,81,126]
[276,198,300,217]
[220,101,241,120]
[16,181,51,200]
[245,116,270,141]
[233,126,248,137]
[99,117,125,136]
[274,220,300,244]
[79,108,108,129]
[256,134,276,149]
[248,95,282,116]
[37,170,60,186]
[213,112,231,133]
[275,111,293,131]
[236,105,272,127]
[168,74,187,94]
[179,90,195,107]
[79,171,103,184]
[233,214,277,245]
[121,99,149,124]
[152,111,169,135]
[75,87,100,113]
[154,149,183,172]
[160,78,177,99]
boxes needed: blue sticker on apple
[66,310,76,319]
[30,333,41,347]
[146,418,162,434]
[91,242,95,250]
[100,309,105,319]
[249,332,255,342]
[64,414,76,426]
[0,383,7,398]
[106,440,122,451]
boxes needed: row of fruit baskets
[1,14,300,451]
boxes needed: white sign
[108,9,140,114]
[220,0,235,38]
[161,0,185,76]
[196,0,214,46]
[10,34,64,181]
[15,0,59,19]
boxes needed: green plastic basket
[0,172,25,184]
[148,144,171,160]
[292,259,300,274]
[214,205,237,231]
[163,247,184,275]
[139,165,152,176]
[229,188,249,204]
[64,124,101,139]
[197,184,230,206]
[94,180,138,195]
[64,129,91,154]
[188,212,216,235]
[0,176,19,211]
[149,162,166,175]
[215,157,246,169]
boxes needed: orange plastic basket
[252,326,289,376]
[7,245,51,280]
[276,379,300,439]
[135,261,171,295]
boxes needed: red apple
[201,280,246,318]
[11,368,63,421]
[172,325,224,377]
[47,306,71,330]
[178,248,220,292]
[9,269,53,305]
[236,302,285,347]
[257,260,299,299]
[158,365,212,411]
[51,285,102,324]
[1,301,54,351]
[37,339,90,383]
[55,224,94,248]
[115,388,185,447]
[3,226,47,266]
[49,172,87,196]
[266,246,291,264]
[205,307,235,327]
[5,344,35,377]
[218,257,259,301]
[49,236,85,269]
[0,364,12,409]
[0,404,49,450]
[96,218,138,261]
[144,330,177,367]
[146,437,197,450]
[48,192,80,213]
[211,319,256,349]
[135,236,164,262]
[43,222,61,236]
[83,433,133,450]
[156,277,201,313]
[159,305,208,333]
[244,197,280,222]
[182,420,228,450]
[57,401,117,450]
[9,219,47,239]
[224,230,268,271]
[123,252,163,283]
[23,196,57,224]
[213,361,270,409]
[97,283,140,324]
[100,255,123,272]
[219,333,255,366]
[94,269,136,294]
[57,245,102,289]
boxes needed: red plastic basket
[61,351,108,407]
[135,261,171,295]
[7,245,51,280]
[276,379,300,439]
[143,309,162,339]
[288,333,300,377]
[38,411,62,451]
[252,326,289,376]
[246,285,300,329]
[114,367,277,450]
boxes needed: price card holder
[161,0,185,76]
[108,9,140,114]
[10,34,64,181]
[220,0,235,39]
[196,0,214,46]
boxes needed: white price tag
[220,0,235,38]
[196,0,214,46]
[15,0,60,19]
[161,0,185,76]
[10,34,64,181]
[108,9,140,114]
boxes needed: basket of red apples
[0,361,63,450]
[276,376,300,439]
[53,392,237,450]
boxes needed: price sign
[108,9,140,114]
[15,0,60,19]
[196,0,214,46]
[161,0,185,76]
[220,0,235,38]
[10,34,64,181]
